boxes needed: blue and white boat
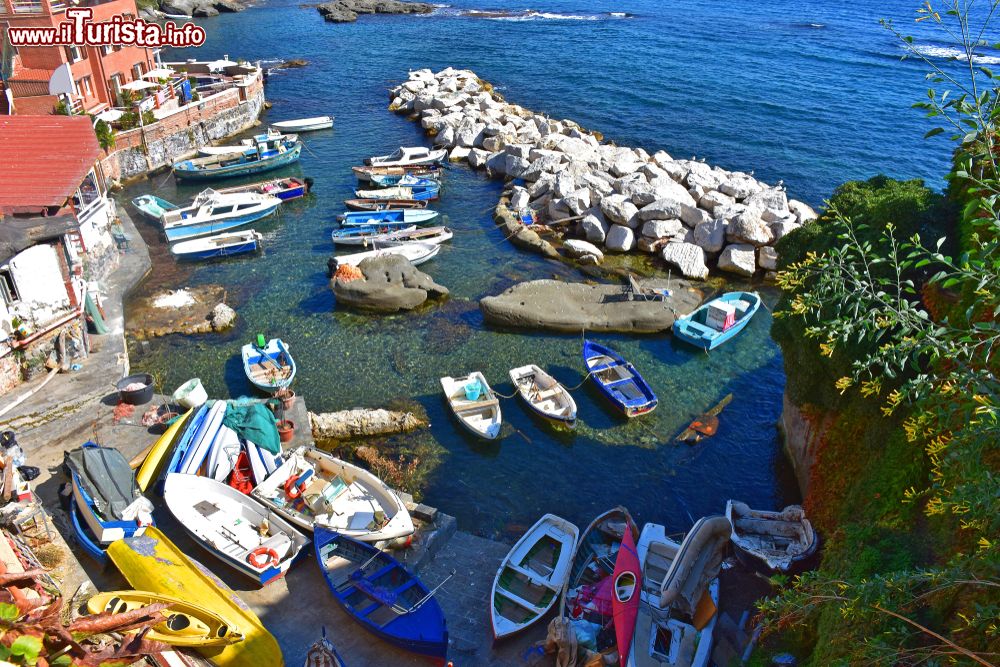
[331,224,417,246]
[64,442,154,563]
[158,402,211,494]
[354,182,439,201]
[197,129,290,157]
[672,291,761,351]
[241,337,296,393]
[131,194,179,222]
[162,190,281,242]
[173,135,302,181]
[338,209,439,226]
[170,229,263,260]
[314,529,450,661]
[582,340,657,418]
[369,173,441,188]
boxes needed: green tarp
[222,401,280,454]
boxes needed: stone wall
[779,392,835,495]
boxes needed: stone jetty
[388,68,818,279]
[310,407,427,439]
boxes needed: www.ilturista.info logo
[7,8,205,48]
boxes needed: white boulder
[693,218,726,253]
[641,219,684,240]
[600,194,640,227]
[718,244,757,276]
[581,210,610,243]
[605,224,636,252]
[563,239,604,263]
[661,242,709,280]
[758,246,779,271]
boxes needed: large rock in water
[480,279,703,333]
[317,0,433,22]
[309,408,427,440]
[331,254,448,312]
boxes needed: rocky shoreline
[388,68,817,280]
[317,0,433,23]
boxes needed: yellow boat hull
[87,590,244,647]
[108,527,284,666]
[136,409,193,492]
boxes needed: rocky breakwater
[317,0,433,23]
[158,0,248,18]
[388,68,819,280]
[330,254,448,312]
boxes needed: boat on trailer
[672,291,761,351]
[365,146,447,167]
[725,500,819,574]
[508,364,577,427]
[170,230,263,260]
[582,340,657,418]
[270,115,334,132]
[440,372,502,440]
[241,337,296,393]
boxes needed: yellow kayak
[136,409,193,492]
[87,590,244,647]
[108,527,284,666]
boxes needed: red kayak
[613,523,642,662]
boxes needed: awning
[0,214,80,264]
[120,80,158,91]
[94,108,124,123]
[142,68,175,79]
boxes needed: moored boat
[170,230,263,260]
[303,627,345,667]
[338,208,439,226]
[163,473,309,586]
[491,513,579,640]
[344,198,429,211]
[508,364,576,427]
[161,190,281,243]
[672,291,761,351]
[132,194,179,221]
[241,337,296,393]
[352,164,442,184]
[354,184,439,201]
[86,590,245,647]
[365,146,447,166]
[377,225,453,246]
[313,528,449,661]
[270,115,334,132]
[331,224,417,246]
[173,135,302,181]
[369,173,440,189]
[332,241,440,269]
[251,445,414,542]
[582,340,657,418]
[725,500,818,574]
[198,130,289,157]
[440,372,502,440]
[216,176,312,201]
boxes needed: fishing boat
[132,194,179,221]
[725,501,818,575]
[352,164,442,184]
[354,183,439,201]
[173,135,302,181]
[251,445,414,542]
[561,507,640,662]
[163,473,309,586]
[216,176,312,201]
[198,130,289,156]
[270,116,334,132]
[86,590,244,647]
[332,242,440,269]
[365,146,447,166]
[64,443,154,562]
[136,408,193,492]
[313,528,450,661]
[582,340,657,418]
[490,514,579,640]
[338,208,439,226]
[369,173,440,189]
[440,372,502,440]
[331,224,417,246]
[303,627,345,667]
[613,524,641,662]
[672,291,761,351]
[508,364,577,427]
[107,527,284,667]
[344,198,429,211]
[628,521,724,667]
[161,190,281,243]
[170,230,263,260]
[241,337,296,393]
[377,226,453,246]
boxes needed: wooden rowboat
[352,164,442,183]
[87,590,244,647]
[344,198,429,211]
[725,501,819,574]
[508,364,576,427]
[440,372,502,440]
[582,340,657,418]
[241,337,296,393]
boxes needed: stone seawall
[389,68,818,280]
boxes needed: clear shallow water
[126,0,954,535]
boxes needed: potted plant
[276,419,295,443]
[10,317,27,341]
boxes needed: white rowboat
[270,116,334,132]
[508,364,576,427]
[440,372,502,440]
[332,242,439,268]
[365,146,447,167]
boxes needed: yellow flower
[835,377,853,394]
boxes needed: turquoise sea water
[125,0,960,536]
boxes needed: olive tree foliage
[759,1,1000,664]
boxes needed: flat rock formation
[126,285,234,338]
[480,278,703,333]
[160,0,248,17]
[331,254,448,312]
[310,408,427,440]
[317,0,433,22]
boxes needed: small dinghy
[251,445,414,542]
[508,364,576,427]
[612,523,641,662]
[583,340,657,418]
[303,627,345,667]
[314,528,450,661]
[332,242,440,269]
[344,198,429,211]
[561,507,640,661]
[163,473,309,586]
[374,225,452,246]
[725,500,818,574]
[440,372,502,440]
[216,176,312,201]
[331,224,417,246]
[270,115,334,132]
[369,173,440,189]
[86,590,244,647]
[170,230,262,260]
[673,291,761,351]
[365,146,447,167]
[352,164,442,183]
[132,194,179,222]
[354,184,439,201]
[338,208,439,226]
[241,336,296,393]
[491,513,579,640]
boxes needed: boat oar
[394,568,456,615]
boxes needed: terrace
[0,0,119,15]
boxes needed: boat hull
[582,340,657,418]
[672,291,762,351]
[171,233,262,260]
[136,408,193,492]
[344,198,429,211]
[216,177,310,201]
[164,204,279,242]
[174,143,303,181]
[86,591,243,647]
[241,338,296,393]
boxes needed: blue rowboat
[173,139,302,181]
[170,230,263,260]
[339,209,439,226]
[582,340,657,418]
[64,442,154,562]
[314,529,449,661]
[672,291,761,351]
[331,224,417,246]
[132,194,179,222]
[162,191,281,243]
[369,174,440,188]
[354,183,439,201]
[158,403,210,494]
[241,337,296,393]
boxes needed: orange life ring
[284,474,302,499]
[247,547,278,569]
